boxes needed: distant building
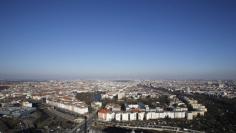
[105,103,121,112]
[219,83,224,88]
[118,92,125,100]
[46,97,88,114]
[173,107,188,112]
[101,93,116,99]
[187,87,191,93]
[22,101,32,108]
[91,101,102,109]
[156,107,164,112]
[125,102,146,111]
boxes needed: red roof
[130,108,140,113]
[98,109,110,113]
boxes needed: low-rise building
[187,112,193,120]
[91,101,102,109]
[105,103,121,112]
[46,97,88,114]
[165,111,175,118]
[129,112,137,121]
[22,101,32,108]
[115,112,122,121]
[122,113,129,121]
[98,109,109,121]
[174,111,185,118]
[138,112,145,120]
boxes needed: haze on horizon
[0,0,236,80]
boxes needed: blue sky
[0,0,236,80]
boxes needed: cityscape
[1,0,236,133]
[1,80,236,133]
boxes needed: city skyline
[1,0,236,80]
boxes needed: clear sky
[0,0,236,80]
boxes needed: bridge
[70,110,97,133]
[96,121,205,133]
